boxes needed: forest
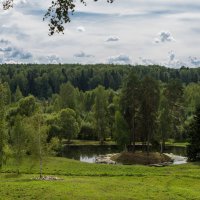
[0,64,200,168]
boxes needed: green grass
[68,139,188,147]
[0,174,200,200]
[165,141,189,147]
[1,157,200,200]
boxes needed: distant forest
[0,64,200,99]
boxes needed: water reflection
[61,145,186,163]
[80,156,96,163]
[164,146,186,156]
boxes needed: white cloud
[169,51,175,62]
[108,54,132,64]
[5,60,21,64]
[0,39,10,45]
[0,0,200,67]
[47,55,62,64]
[0,24,29,40]
[106,36,120,42]
[139,57,157,65]
[188,56,200,67]
[166,55,200,68]
[0,39,32,63]
[166,51,183,68]
[139,52,184,68]
[74,51,94,58]
[77,26,85,32]
[154,31,175,43]
[37,55,62,64]
[14,0,28,6]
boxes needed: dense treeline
[0,64,200,173]
[0,64,200,99]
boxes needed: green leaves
[59,82,76,110]
[114,111,129,147]
[59,108,80,142]
[18,95,37,117]
[94,86,109,144]
[187,106,200,161]
[0,83,10,169]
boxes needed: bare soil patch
[111,151,172,165]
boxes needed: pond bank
[64,140,188,147]
[164,153,187,164]
[61,144,187,163]
[95,152,187,165]
[96,152,172,165]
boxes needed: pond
[61,145,187,163]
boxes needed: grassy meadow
[0,157,200,200]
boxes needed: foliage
[184,83,200,115]
[158,95,171,151]
[140,76,160,153]
[163,80,184,140]
[59,82,76,110]
[18,95,37,117]
[187,106,200,161]
[78,121,97,140]
[10,115,28,174]
[59,108,80,142]
[0,64,200,100]
[120,71,141,150]
[114,111,129,148]
[0,83,10,169]
[14,85,23,102]
[0,64,200,164]
[48,137,61,155]
[94,86,109,144]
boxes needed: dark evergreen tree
[140,76,160,154]
[187,106,200,161]
[120,71,141,151]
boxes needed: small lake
[61,145,187,163]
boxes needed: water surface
[61,145,186,163]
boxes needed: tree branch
[2,0,114,35]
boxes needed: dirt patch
[111,151,172,165]
[31,176,63,181]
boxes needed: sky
[0,0,200,67]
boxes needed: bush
[78,122,97,140]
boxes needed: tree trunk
[161,139,165,154]
[0,152,2,170]
[40,156,42,179]
[131,117,135,152]
[146,121,150,164]
[38,120,42,179]
[100,136,104,145]
[147,133,150,155]
[124,144,128,152]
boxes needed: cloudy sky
[0,0,200,67]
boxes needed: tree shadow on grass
[2,173,34,182]
[4,173,22,179]
[192,161,200,166]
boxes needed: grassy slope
[0,157,200,200]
